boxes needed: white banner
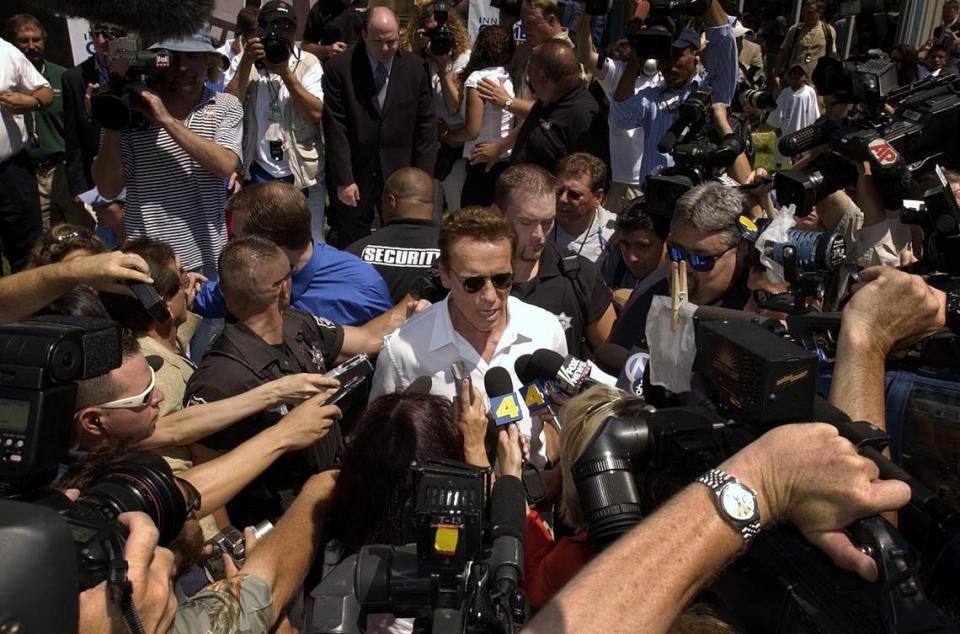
[66,17,93,66]
[468,0,500,42]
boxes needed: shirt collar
[427,296,530,354]
[368,52,394,74]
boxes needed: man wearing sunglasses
[610,181,750,350]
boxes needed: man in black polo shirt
[347,167,441,303]
[494,164,615,358]
[184,236,355,527]
[510,40,608,173]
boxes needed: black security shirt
[183,308,344,525]
[510,87,610,173]
[511,245,612,358]
[346,218,441,303]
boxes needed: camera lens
[77,451,189,545]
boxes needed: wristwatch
[696,468,761,547]
[503,97,514,110]
[946,288,960,335]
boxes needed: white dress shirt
[370,295,568,463]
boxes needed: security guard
[184,237,345,527]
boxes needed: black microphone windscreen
[777,117,841,157]
[25,0,214,39]
[484,366,516,398]
[528,349,565,381]
[490,475,526,541]
[514,354,534,385]
[592,343,631,378]
[403,376,433,394]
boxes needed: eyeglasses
[668,245,733,272]
[454,271,514,293]
[91,28,127,40]
[176,476,202,514]
[96,366,156,409]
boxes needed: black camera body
[901,165,960,276]
[90,37,172,131]
[260,26,292,65]
[424,0,454,56]
[628,0,709,60]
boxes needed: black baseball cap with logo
[259,0,297,27]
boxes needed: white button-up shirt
[370,295,568,463]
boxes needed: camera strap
[106,534,147,634]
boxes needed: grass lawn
[752,129,777,174]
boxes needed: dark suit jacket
[61,57,101,197]
[322,45,437,190]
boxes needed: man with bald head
[322,5,438,247]
[510,40,608,172]
[347,167,441,302]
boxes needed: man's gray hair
[672,181,744,248]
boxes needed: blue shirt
[610,17,739,182]
[194,241,394,325]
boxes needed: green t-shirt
[24,60,66,163]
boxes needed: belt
[33,154,64,172]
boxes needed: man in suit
[61,22,125,238]
[322,6,437,248]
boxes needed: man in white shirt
[217,7,260,85]
[0,36,52,271]
[551,152,617,263]
[226,0,327,243]
[576,9,661,213]
[370,206,567,456]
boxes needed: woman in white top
[408,1,472,214]
[441,25,515,207]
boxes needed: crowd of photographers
[1,0,960,631]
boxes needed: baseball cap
[788,60,814,77]
[259,0,297,26]
[150,23,216,53]
[672,27,702,51]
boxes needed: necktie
[375,63,388,97]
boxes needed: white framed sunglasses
[96,366,157,409]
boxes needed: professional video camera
[737,214,847,314]
[774,62,960,217]
[628,0,709,61]
[89,37,172,131]
[0,316,192,633]
[901,165,960,277]
[423,0,454,56]
[645,87,747,217]
[571,318,960,632]
[303,460,527,634]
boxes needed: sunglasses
[91,28,127,40]
[668,245,732,272]
[557,187,586,202]
[176,476,202,514]
[454,271,514,293]
[97,366,156,409]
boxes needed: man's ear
[437,262,453,290]
[76,408,107,437]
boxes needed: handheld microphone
[594,343,648,397]
[26,0,214,39]
[484,367,523,426]
[514,355,552,414]
[777,116,843,157]
[592,344,631,378]
[527,349,595,396]
[488,474,526,595]
[403,376,433,395]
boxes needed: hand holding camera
[241,35,266,66]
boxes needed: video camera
[645,88,747,217]
[627,0,709,61]
[304,460,527,634]
[90,37,172,131]
[901,165,960,277]
[424,0,455,56]
[0,317,192,633]
[774,62,960,217]
[571,318,960,632]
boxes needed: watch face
[719,482,757,521]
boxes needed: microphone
[25,0,214,39]
[514,355,552,414]
[777,116,843,157]
[527,349,596,396]
[487,474,526,595]
[484,367,523,426]
[594,343,649,397]
[592,343,631,378]
[403,376,433,394]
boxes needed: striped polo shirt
[120,88,242,272]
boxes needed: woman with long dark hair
[441,25,516,207]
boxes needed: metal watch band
[696,468,762,545]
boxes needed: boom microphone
[25,0,214,39]
[488,475,526,595]
[777,116,843,157]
